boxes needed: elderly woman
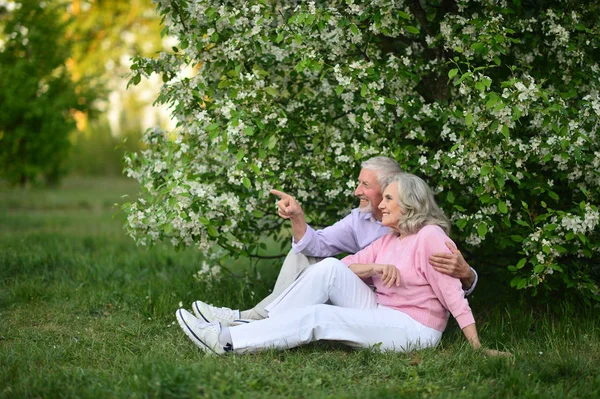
[176,172,501,355]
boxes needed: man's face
[354,169,383,220]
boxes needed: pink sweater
[341,225,475,332]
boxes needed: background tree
[124,0,600,302]
[64,0,174,176]
[0,0,96,185]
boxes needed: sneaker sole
[176,309,217,354]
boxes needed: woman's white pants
[229,258,442,353]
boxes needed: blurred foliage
[0,0,166,184]
[0,0,97,186]
[65,0,166,177]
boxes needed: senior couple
[176,157,502,355]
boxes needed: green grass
[1,177,599,398]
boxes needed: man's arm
[270,189,308,243]
[271,189,362,257]
[428,241,477,293]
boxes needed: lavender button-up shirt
[291,208,478,296]
[292,208,389,257]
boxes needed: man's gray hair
[361,156,402,188]
[392,172,451,236]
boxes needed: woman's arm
[461,323,481,349]
[348,263,400,288]
[462,323,513,357]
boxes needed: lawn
[1,177,598,398]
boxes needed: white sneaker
[192,300,240,327]
[175,308,225,355]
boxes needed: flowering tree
[124,0,600,301]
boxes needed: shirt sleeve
[292,212,361,257]
[418,227,475,329]
[464,267,478,296]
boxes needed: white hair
[392,172,450,236]
[361,156,402,189]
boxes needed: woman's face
[378,182,403,230]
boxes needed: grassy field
[1,177,599,398]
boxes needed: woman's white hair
[361,156,402,188]
[392,172,451,236]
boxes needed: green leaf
[486,95,498,109]
[477,222,488,238]
[510,276,523,287]
[236,149,245,161]
[565,231,575,241]
[242,177,252,189]
[498,201,508,214]
[398,11,411,20]
[206,123,220,131]
[455,72,473,86]
[267,135,278,149]
[480,165,491,176]
[515,219,530,227]
[516,258,527,269]
[163,223,173,234]
[350,24,359,35]
[405,26,420,35]
[252,210,265,218]
[448,68,458,79]
[207,225,218,238]
[456,219,467,229]
[534,264,545,274]
[501,125,509,139]
[335,86,344,95]
[511,235,524,242]
[465,112,473,127]
[244,126,254,136]
[360,83,367,97]
[447,191,455,203]
[548,191,559,201]
[555,245,567,253]
[470,42,486,53]
[544,223,558,232]
[265,87,278,97]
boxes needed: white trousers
[230,258,442,353]
[250,249,321,318]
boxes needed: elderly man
[193,156,477,325]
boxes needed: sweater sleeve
[418,226,475,329]
[340,234,387,266]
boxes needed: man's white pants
[230,258,442,353]
[250,249,321,318]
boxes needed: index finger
[270,189,291,199]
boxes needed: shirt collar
[358,209,382,224]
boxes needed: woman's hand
[462,324,513,358]
[481,348,513,358]
[372,264,401,288]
